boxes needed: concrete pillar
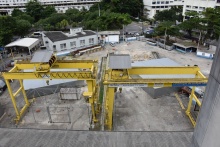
[193,39,220,147]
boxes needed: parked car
[0,79,7,94]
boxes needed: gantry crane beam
[3,71,94,80]
[103,66,208,130]
[15,60,98,69]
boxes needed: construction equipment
[2,52,208,130]
[2,52,99,124]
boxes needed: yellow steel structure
[103,66,208,130]
[3,53,208,130]
[3,57,99,124]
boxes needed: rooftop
[44,30,96,42]
[5,38,39,48]
[109,54,131,69]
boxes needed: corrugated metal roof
[31,51,53,63]
[109,54,131,69]
[5,38,39,48]
[0,128,193,147]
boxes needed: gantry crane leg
[86,80,98,123]
[185,86,196,127]
[105,87,115,130]
[5,79,30,124]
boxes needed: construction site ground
[0,41,213,131]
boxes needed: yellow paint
[175,93,185,110]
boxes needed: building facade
[42,27,98,52]
[183,0,219,16]
[143,0,184,19]
[0,0,100,15]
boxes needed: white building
[98,31,120,43]
[42,27,98,52]
[183,0,219,17]
[143,0,184,19]
[0,0,100,15]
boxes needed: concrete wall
[183,0,216,16]
[193,39,220,147]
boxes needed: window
[89,38,94,45]
[70,41,76,47]
[60,43,66,49]
[53,45,56,49]
[80,40,85,46]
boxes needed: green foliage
[25,1,44,22]
[11,9,24,17]
[14,19,32,37]
[0,16,16,46]
[154,6,183,22]
[154,21,179,42]
[179,9,220,43]
[90,0,143,18]
[82,10,131,30]
[15,14,34,24]
[42,6,57,19]
[202,7,220,40]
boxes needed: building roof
[5,38,39,49]
[98,31,120,35]
[173,42,196,49]
[0,128,193,147]
[109,54,131,69]
[31,51,53,63]
[44,30,96,42]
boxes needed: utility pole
[164,27,167,50]
[197,31,202,50]
[123,24,125,42]
[98,4,100,17]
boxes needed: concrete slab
[114,87,193,131]
[0,128,193,147]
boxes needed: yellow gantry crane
[102,54,208,130]
[3,52,208,130]
[2,52,99,124]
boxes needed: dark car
[0,79,7,94]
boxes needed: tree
[179,11,202,38]
[82,10,131,30]
[25,1,44,22]
[11,9,24,17]
[154,21,179,44]
[16,14,34,24]
[42,6,57,18]
[154,6,183,22]
[202,7,220,40]
[15,19,31,37]
[90,0,143,18]
[56,19,69,30]
[0,16,16,46]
